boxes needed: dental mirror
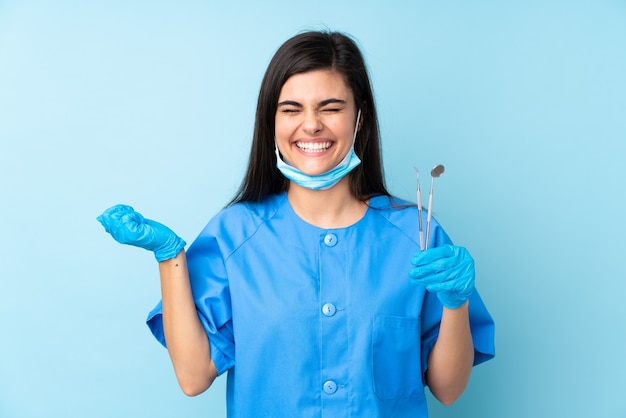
[431,164,445,178]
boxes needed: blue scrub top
[147,193,495,418]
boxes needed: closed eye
[277,100,302,113]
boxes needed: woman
[98,30,494,417]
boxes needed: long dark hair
[229,30,389,205]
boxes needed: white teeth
[296,141,331,152]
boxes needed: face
[275,69,358,176]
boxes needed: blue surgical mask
[275,110,362,191]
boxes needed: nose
[302,110,323,135]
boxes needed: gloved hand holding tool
[97,204,186,262]
[409,244,475,309]
[410,164,474,308]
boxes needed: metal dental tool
[414,167,425,251]
[424,164,445,250]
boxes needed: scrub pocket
[371,315,423,400]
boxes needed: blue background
[1,1,625,417]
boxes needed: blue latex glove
[409,245,475,309]
[97,204,186,262]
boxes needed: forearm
[425,301,474,405]
[159,250,217,396]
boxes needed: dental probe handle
[425,177,434,250]
[417,184,424,251]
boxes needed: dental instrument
[414,167,425,251]
[424,164,445,250]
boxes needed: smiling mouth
[296,141,332,153]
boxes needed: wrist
[155,236,186,262]
[437,293,469,310]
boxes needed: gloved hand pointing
[409,245,475,309]
[97,204,186,262]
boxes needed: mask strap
[352,109,362,145]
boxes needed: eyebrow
[277,98,348,107]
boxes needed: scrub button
[324,233,338,247]
[323,380,338,394]
[321,303,336,317]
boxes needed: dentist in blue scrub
[98,31,495,417]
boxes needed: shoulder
[368,194,451,246]
[189,193,288,255]
[368,194,417,226]
[218,193,286,224]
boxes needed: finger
[427,275,474,298]
[97,205,136,230]
[107,212,147,244]
[103,204,135,219]
[410,255,461,279]
[409,268,451,286]
[119,211,145,231]
[424,281,453,294]
[410,245,454,267]
[409,255,472,284]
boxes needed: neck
[287,177,368,229]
